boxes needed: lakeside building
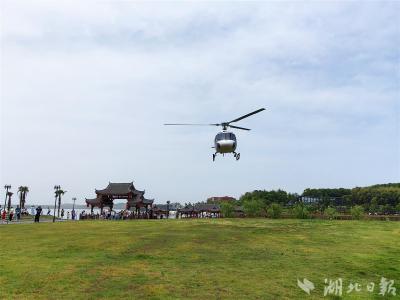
[177,203,245,218]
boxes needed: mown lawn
[0,219,399,299]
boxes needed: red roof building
[207,196,237,204]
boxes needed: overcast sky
[1,1,399,205]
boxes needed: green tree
[239,189,292,209]
[268,203,282,219]
[243,199,264,217]
[56,189,66,218]
[324,206,337,220]
[369,197,378,213]
[220,202,235,218]
[18,186,29,209]
[292,203,310,219]
[383,204,394,214]
[350,205,364,220]
[302,188,351,198]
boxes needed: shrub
[220,202,235,218]
[243,199,264,217]
[292,203,310,219]
[324,206,338,220]
[350,205,365,220]
[268,203,282,219]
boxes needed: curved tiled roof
[85,197,102,205]
[143,198,154,205]
[96,182,137,195]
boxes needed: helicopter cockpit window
[215,133,224,142]
[215,132,237,141]
[224,133,236,141]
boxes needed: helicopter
[164,108,266,161]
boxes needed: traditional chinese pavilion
[178,204,221,218]
[85,182,154,215]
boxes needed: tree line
[218,183,400,218]
[302,183,400,213]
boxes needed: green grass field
[0,219,399,299]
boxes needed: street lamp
[72,197,76,211]
[72,197,76,220]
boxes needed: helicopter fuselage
[214,131,237,154]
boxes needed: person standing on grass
[15,205,21,221]
[67,211,70,220]
[1,209,6,223]
[71,209,76,220]
[61,208,65,219]
[35,206,42,222]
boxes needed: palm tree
[18,187,23,209]
[56,189,66,218]
[7,191,13,212]
[18,186,29,209]
[3,185,11,213]
[22,186,29,209]
[53,185,59,222]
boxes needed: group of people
[79,210,118,220]
[34,206,79,222]
[1,205,25,223]
[1,205,81,224]
[79,209,154,220]
[2,206,166,223]
[44,207,69,219]
[78,209,129,220]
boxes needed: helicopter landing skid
[233,152,240,161]
[212,152,240,161]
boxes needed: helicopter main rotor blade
[164,123,219,126]
[229,125,251,131]
[228,108,266,124]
